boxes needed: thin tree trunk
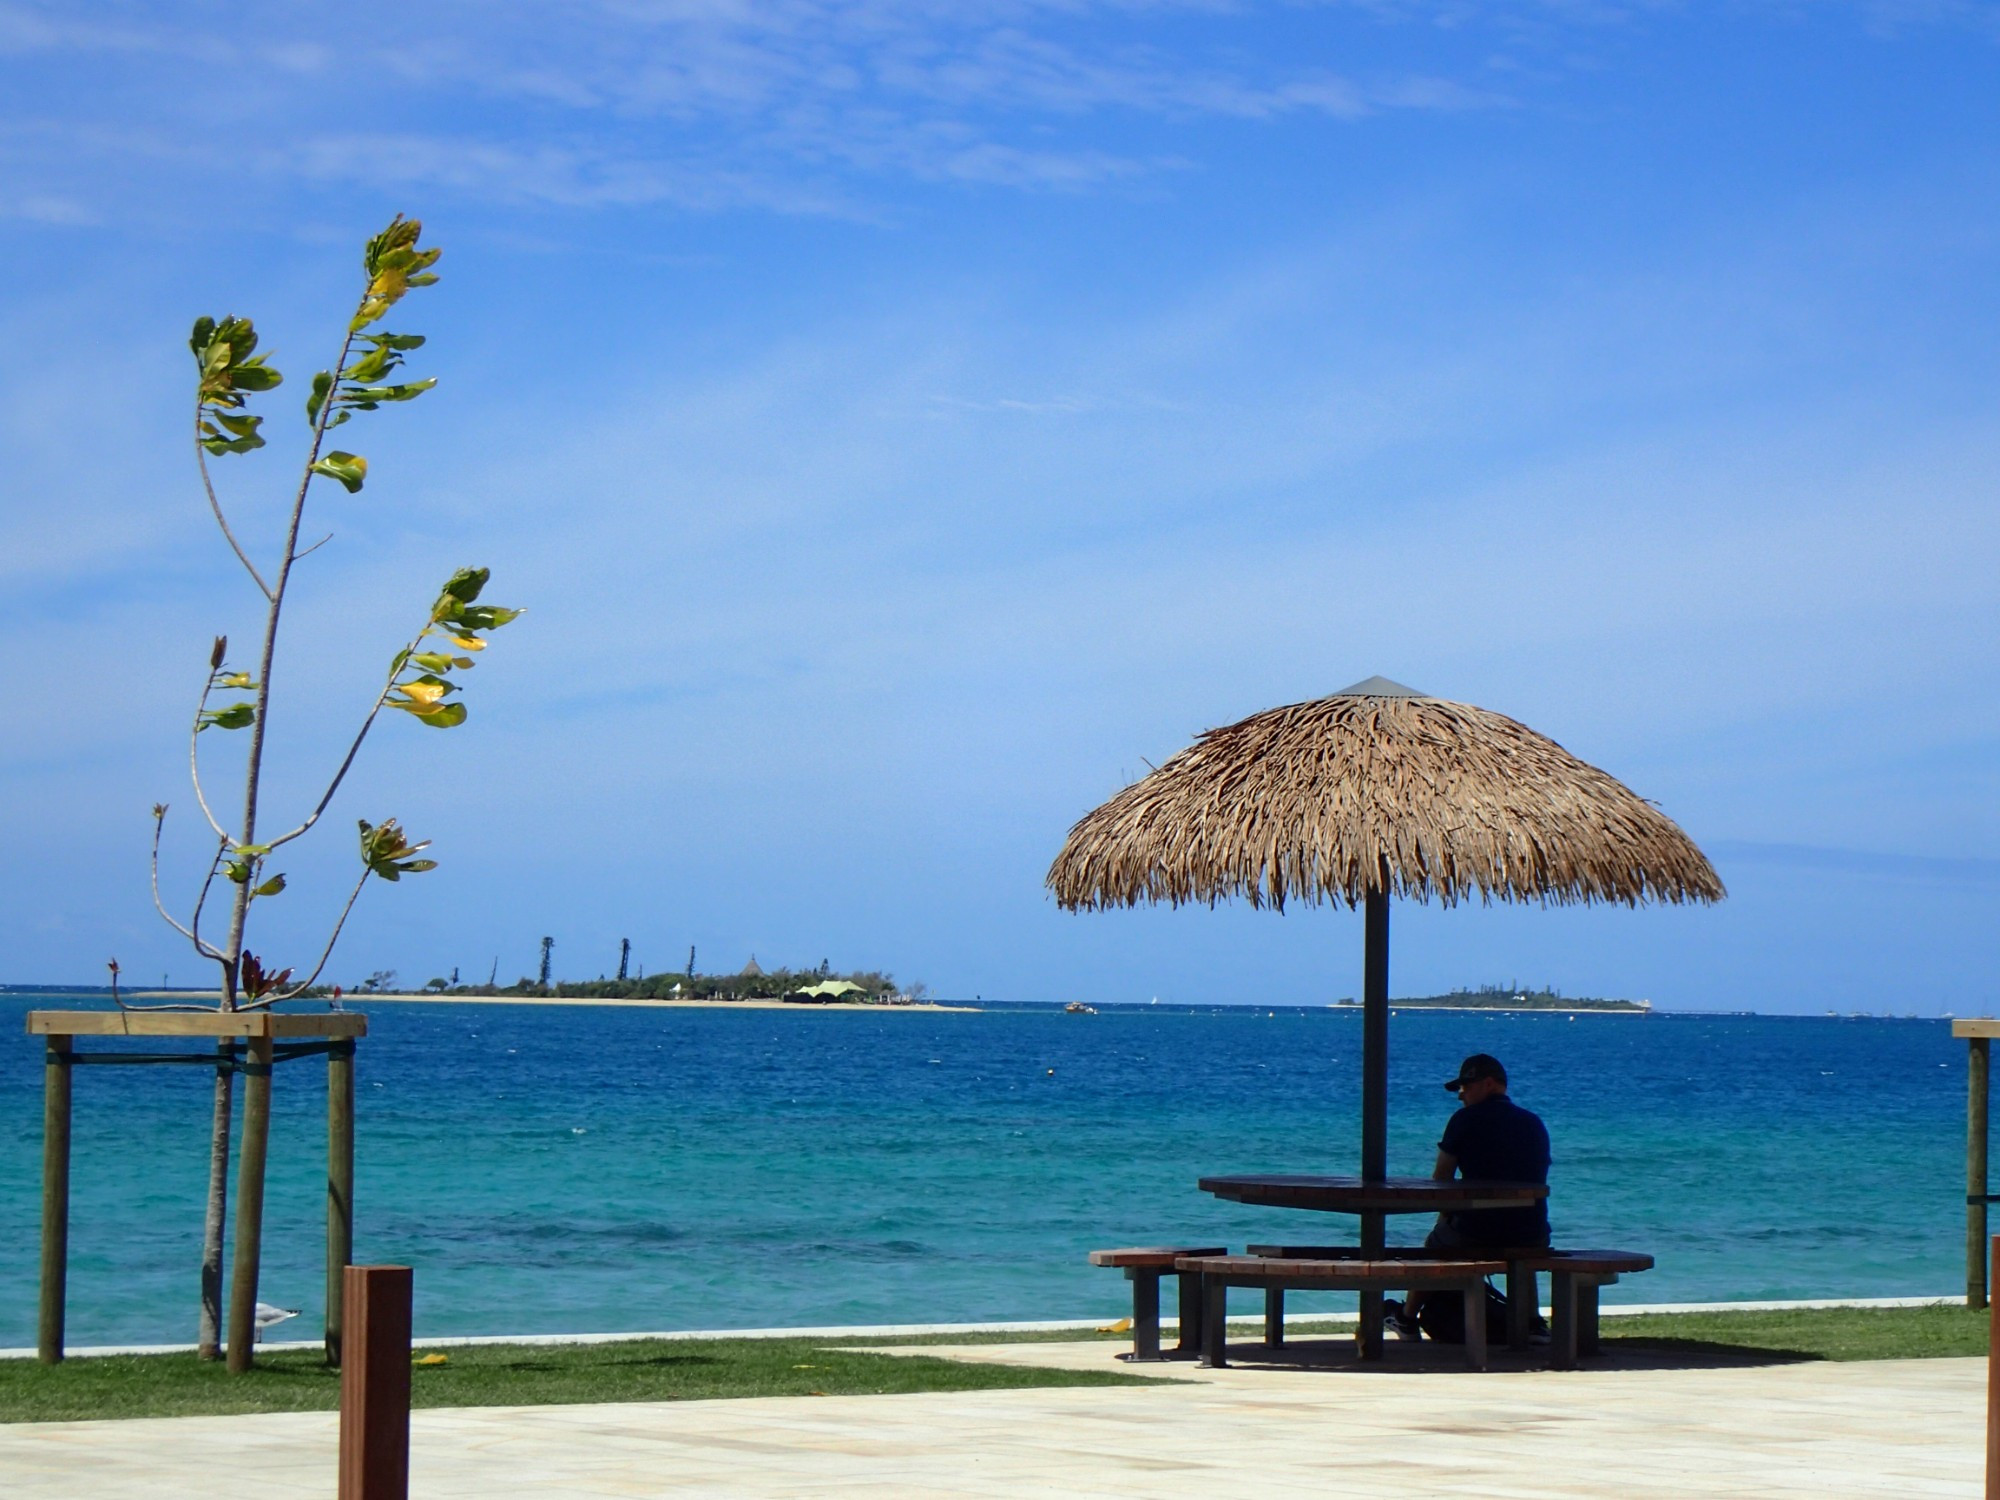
[197,1040,234,1359]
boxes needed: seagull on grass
[254,1302,301,1341]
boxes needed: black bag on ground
[1414,1281,1511,1344]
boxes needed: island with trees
[1333,985,1651,1013]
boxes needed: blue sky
[1,2,1995,1010]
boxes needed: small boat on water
[1064,1001,1098,1015]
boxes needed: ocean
[0,998,1972,1348]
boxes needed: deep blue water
[0,998,1971,1347]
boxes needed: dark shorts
[1424,1214,1550,1253]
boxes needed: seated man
[1388,1052,1550,1339]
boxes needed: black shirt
[1439,1094,1551,1247]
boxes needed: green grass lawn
[1,1304,1986,1424]
[0,1335,1169,1424]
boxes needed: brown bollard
[1989,1236,1999,1500]
[339,1266,413,1500]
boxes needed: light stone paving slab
[0,1347,1983,1497]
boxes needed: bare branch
[188,674,231,842]
[293,531,334,562]
[261,867,371,1005]
[194,413,272,600]
[107,953,216,1013]
[266,617,428,852]
[148,806,210,950]
[189,838,230,961]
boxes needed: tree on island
[124,216,520,1360]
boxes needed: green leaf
[252,874,287,898]
[213,413,263,439]
[410,652,461,674]
[364,333,427,351]
[338,378,436,409]
[343,345,399,383]
[224,859,252,884]
[388,699,468,728]
[440,567,488,604]
[199,702,256,732]
[358,817,437,880]
[231,362,281,392]
[310,451,367,492]
[212,671,257,689]
[454,604,521,631]
[307,371,333,426]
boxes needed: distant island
[1334,985,1650,1013]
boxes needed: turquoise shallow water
[0,998,1969,1346]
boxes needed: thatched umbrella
[1047,676,1723,1184]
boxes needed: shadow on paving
[1195,1334,1817,1373]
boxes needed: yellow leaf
[414,1352,448,1366]
[395,680,447,706]
[1096,1318,1132,1334]
[446,633,487,652]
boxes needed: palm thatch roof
[1047,677,1723,912]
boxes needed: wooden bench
[1245,1244,1652,1365]
[1177,1254,1506,1370]
[1087,1246,1226,1361]
[1517,1249,1654,1369]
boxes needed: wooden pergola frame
[29,1008,368,1370]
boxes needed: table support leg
[1127,1269,1162,1361]
[1580,1280,1602,1355]
[1550,1271,1579,1370]
[1462,1282,1487,1371]
[1264,1288,1285,1347]
[1201,1278,1228,1369]
[1506,1263,1533,1349]
[1175,1271,1203,1356]
[1356,1209,1385,1359]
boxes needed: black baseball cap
[1444,1053,1507,1093]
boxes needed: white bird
[254,1302,301,1341]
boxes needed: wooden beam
[38,1034,72,1365]
[1957,1020,2000,1040]
[327,1039,355,1367]
[27,1010,366,1039]
[226,1034,275,1373]
[339,1266,412,1500]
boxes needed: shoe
[1384,1301,1422,1341]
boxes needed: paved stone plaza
[0,1341,1981,1497]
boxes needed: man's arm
[1432,1149,1457,1182]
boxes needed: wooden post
[226,1033,275,1373]
[339,1265,413,1500]
[1361,889,1389,1181]
[38,1034,72,1365]
[1974,1038,1991,1309]
[1988,1236,1999,1500]
[328,1038,356,1367]
[1358,890,1390,1361]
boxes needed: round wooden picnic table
[1197,1174,1549,1359]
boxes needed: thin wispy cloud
[0,0,1521,218]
